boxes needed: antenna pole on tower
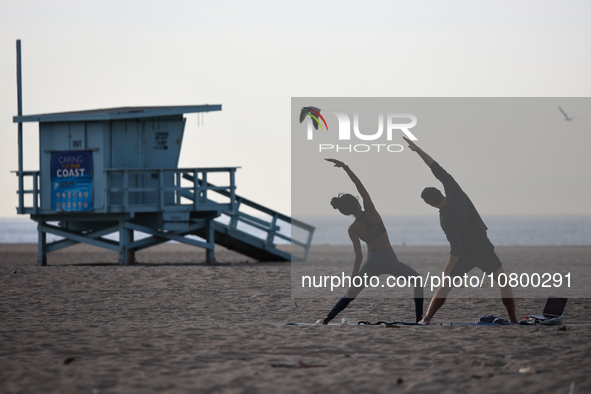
[16,39,24,214]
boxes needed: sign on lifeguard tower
[51,150,93,212]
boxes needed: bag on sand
[475,315,511,325]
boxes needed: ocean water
[1,214,590,246]
[299,214,591,246]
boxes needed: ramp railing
[181,173,314,261]
[105,167,238,213]
[12,170,40,214]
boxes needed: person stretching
[403,137,518,325]
[321,158,424,324]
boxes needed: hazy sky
[1,1,590,218]
[292,97,591,216]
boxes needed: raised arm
[403,136,434,167]
[325,158,374,211]
[403,137,461,194]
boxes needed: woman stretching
[321,158,424,324]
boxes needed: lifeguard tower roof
[14,105,221,123]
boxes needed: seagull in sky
[558,106,574,121]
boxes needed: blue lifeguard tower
[12,40,313,265]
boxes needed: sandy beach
[1,243,590,393]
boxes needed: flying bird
[558,107,573,121]
[300,106,325,130]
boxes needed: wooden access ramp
[182,173,314,262]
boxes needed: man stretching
[403,137,518,325]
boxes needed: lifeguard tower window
[14,105,314,265]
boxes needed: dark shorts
[449,239,502,277]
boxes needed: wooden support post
[37,221,47,266]
[16,40,24,214]
[33,173,39,214]
[266,213,278,247]
[192,170,199,210]
[205,217,216,264]
[128,227,135,264]
[175,172,181,205]
[229,199,240,230]
[118,220,128,265]
[118,220,135,265]
[202,172,208,202]
[229,168,236,211]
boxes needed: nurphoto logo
[299,106,419,153]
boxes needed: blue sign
[51,151,93,212]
